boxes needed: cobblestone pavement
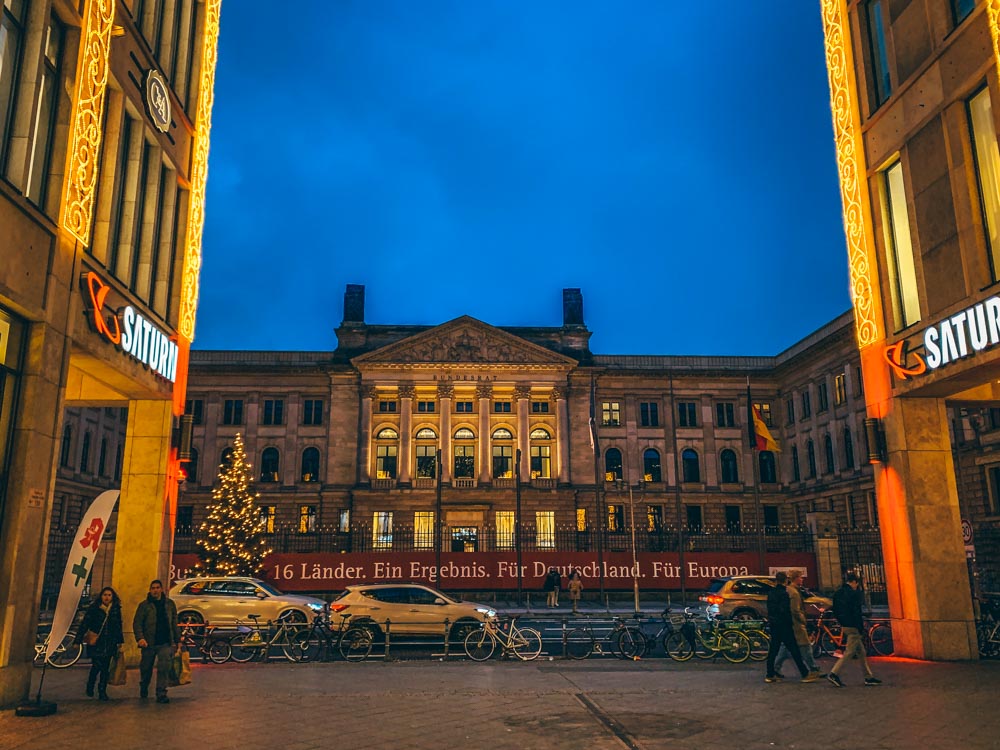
[2,656,999,750]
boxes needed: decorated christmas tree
[194,433,272,576]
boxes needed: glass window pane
[883,162,920,329]
[970,88,1000,281]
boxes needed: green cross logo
[71,556,89,585]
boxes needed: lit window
[530,445,550,479]
[969,87,1000,282]
[260,506,276,533]
[646,505,662,532]
[602,402,621,426]
[25,14,65,207]
[606,505,625,532]
[492,445,513,478]
[298,505,316,533]
[834,374,847,405]
[576,508,587,531]
[496,511,515,550]
[414,511,434,549]
[864,0,892,108]
[882,160,920,330]
[376,445,397,479]
[535,511,555,549]
[373,511,393,549]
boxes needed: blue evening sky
[195,1,851,357]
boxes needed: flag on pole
[747,384,780,452]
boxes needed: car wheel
[732,609,759,622]
[449,620,480,644]
[278,609,307,624]
[178,611,204,626]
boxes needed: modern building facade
[176,287,876,593]
[819,0,1000,657]
[0,0,219,705]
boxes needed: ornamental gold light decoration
[178,0,222,342]
[989,2,1000,89]
[60,0,115,246]
[820,0,881,349]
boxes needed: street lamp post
[435,451,443,586]
[515,448,522,603]
[627,482,641,615]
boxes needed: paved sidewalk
[2,656,998,749]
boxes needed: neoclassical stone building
[177,286,876,565]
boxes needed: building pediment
[352,316,578,369]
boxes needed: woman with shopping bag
[75,587,124,700]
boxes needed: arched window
[98,438,108,477]
[375,428,397,479]
[720,449,739,483]
[415,428,437,478]
[301,447,320,482]
[453,428,475,478]
[824,434,835,474]
[807,440,817,478]
[261,447,280,482]
[791,446,800,481]
[643,449,662,483]
[492,427,513,478]
[605,448,623,481]
[759,451,776,483]
[682,449,700,483]
[220,447,234,470]
[531,428,552,479]
[844,428,855,469]
[60,425,72,467]
[182,447,199,484]
[81,431,92,473]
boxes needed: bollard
[561,618,569,659]
[443,618,451,658]
[384,619,391,661]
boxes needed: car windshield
[255,580,283,596]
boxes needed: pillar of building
[359,385,374,483]
[553,387,569,483]
[873,383,976,659]
[515,385,531,478]
[438,383,453,483]
[111,398,175,663]
[477,383,492,483]
[398,383,414,484]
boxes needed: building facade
[176,287,874,593]
[819,0,1000,657]
[0,0,218,706]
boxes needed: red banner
[171,551,817,593]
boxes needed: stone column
[515,385,531,478]
[359,385,375,483]
[553,387,569,483]
[399,383,414,484]
[438,383,453,483]
[477,383,492,483]
[112,399,175,662]
[876,391,976,659]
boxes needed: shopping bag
[108,651,127,686]
[169,650,192,686]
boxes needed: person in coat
[827,571,881,687]
[774,569,821,677]
[567,570,584,614]
[764,571,815,683]
[76,586,125,700]
[133,579,181,703]
[543,568,562,608]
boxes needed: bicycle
[178,622,233,664]
[717,618,769,662]
[32,630,83,668]
[229,613,309,662]
[293,613,373,662]
[565,617,646,660]
[464,617,542,661]
[663,608,752,663]
[810,608,893,657]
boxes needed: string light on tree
[194,433,271,576]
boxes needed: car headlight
[476,608,497,618]
[308,602,324,611]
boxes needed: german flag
[747,385,780,452]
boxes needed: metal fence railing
[836,527,886,605]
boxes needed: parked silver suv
[699,575,832,620]
[330,583,496,641]
[170,577,326,625]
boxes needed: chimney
[343,284,365,324]
[562,288,584,326]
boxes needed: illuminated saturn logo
[884,340,926,380]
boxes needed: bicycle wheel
[564,628,595,660]
[867,623,893,656]
[229,634,259,663]
[664,631,694,661]
[293,630,323,663]
[208,639,232,664]
[977,622,998,658]
[464,628,496,661]
[281,632,306,662]
[47,632,83,668]
[720,630,752,663]
[512,628,543,661]
[614,627,647,659]
[743,629,769,661]
[693,630,717,660]
[339,628,373,662]
[818,628,841,658]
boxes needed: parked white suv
[330,583,496,641]
[170,577,326,625]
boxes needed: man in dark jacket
[765,571,815,683]
[133,579,181,703]
[827,572,881,687]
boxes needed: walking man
[765,571,816,683]
[827,572,881,687]
[133,579,181,703]
[775,569,822,678]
